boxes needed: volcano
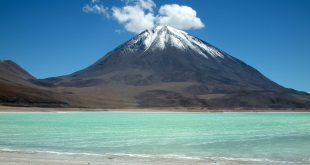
[37,26,309,109]
[1,26,310,109]
[51,26,281,89]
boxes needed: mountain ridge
[0,60,34,84]
[1,26,310,109]
[0,60,69,107]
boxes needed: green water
[0,112,309,163]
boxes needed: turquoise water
[0,112,309,163]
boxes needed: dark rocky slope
[1,26,310,109]
[0,60,68,107]
[41,26,310,109]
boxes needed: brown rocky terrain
[1,26,310,110]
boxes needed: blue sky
[0,0,309,92]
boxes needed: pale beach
[1,150,303,165]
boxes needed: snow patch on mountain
[121,26,224,59]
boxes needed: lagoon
[0,112,309,164]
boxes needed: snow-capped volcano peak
[121,25,225,59]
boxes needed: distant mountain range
[1,26,309,109]
[0,60,67,107]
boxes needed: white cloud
[122,0,156,11]
[82,0,109,17]
[83,0,205,33]
[157,4,204,30]
[136,0,156,11]
[111,1,155,33]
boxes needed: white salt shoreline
[0,106,309,112]
[0,150,303,165]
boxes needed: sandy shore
[0,106,309,112]
[0,150,299,165]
